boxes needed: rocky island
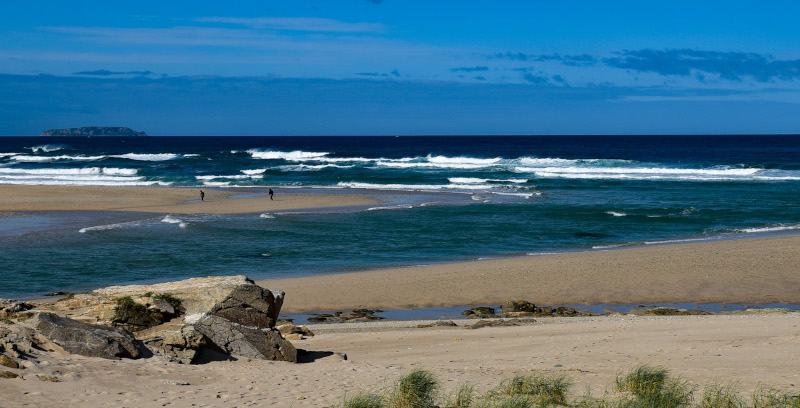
[40,126,147,137]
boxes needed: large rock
[32,313,141,359]
[195,315,296,362]
[42,276,295,363]
[94,275,284,329]
[136,320,207,364]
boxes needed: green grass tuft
[388,368,439,408]
[699,383,746,408]
[153,293,183,312]
[752,385,800,408]
[445,383,476,408]
[337,392,385,408]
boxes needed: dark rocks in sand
[0,326,38,358]
[0,355,22,369]
[465,318,530,329]
[461,306,496,319]
[501,300,536,314]
[307,309,385,323]
[643,307,713,316]
[417,320,458,328]
[32,313,141,359]
[0,371,20,379]
[277,323,315,340]
[0,299,35,319]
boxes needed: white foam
[366,204,414,211]
[0,166,156,186]
[115,153,179,161]
[247,149,329,161]
[606,211,627,217]
[201,181,232,187]
[161,215,187,228]
[241,169,267,176]
[79,220,143,233]
[195,174,250,180]
[30,144,66,153]
[259,213,276,219]
[10,154,105,162]
[736,224,800,234]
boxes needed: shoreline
[0,184,382,214]
[260,234,800,313]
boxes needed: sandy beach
[264,234,800,313]
[2,313,799,407]
[2,185,800,406]
[0,185,381,214]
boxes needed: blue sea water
[1,135,799,298]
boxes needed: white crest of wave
[605,211,627,217]
[0,166,147,186]
[30,144,66,153]
[338,181,491,191]
[277,164,355,171]
[366,204,414,211]
[259,213,276,219]
[448,177,529,184]
[196,174,250,180]
[241,169,267,175]
[10,154,106,162]
[161,215,187,228]
[115,153,179,161]
[247,149,329,161]
[737,224,800,233]
[79,220,143,233]
[202,181,232,187]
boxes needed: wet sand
[0,185,380,214]
[263,235,800,313]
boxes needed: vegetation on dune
[336,365,800,408]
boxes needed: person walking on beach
[200,190,205,201]
[268,189,274,200]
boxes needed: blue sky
[2,0,800,135]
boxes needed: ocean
[1,135,799,299]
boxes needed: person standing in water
[200,190,205,201]
[268,189,274,200]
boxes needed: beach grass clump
[698,383,746,408]
[752,386,800,408]
[614,365,693,408]
[114,295,146,311]
[338,392,386,408]
[444,383,476,408]
[489,373,572,406]
[388,368,440,408]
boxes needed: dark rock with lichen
[32,313,141,359]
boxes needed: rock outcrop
[32,313,141,359]
[43,275,296,363]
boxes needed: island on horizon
[40,126,148,137]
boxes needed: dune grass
[336,365,800,408]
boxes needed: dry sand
[2,314,799,407]
[0,185,380,214]
[264,234,800,313]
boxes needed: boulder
[94,275,284,329]
[461,306,496,319]
[32,313,141,359]
[194,315,296,362]
[136,320,207,364]
[501,300,536,314]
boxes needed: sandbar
[264,235,800,312]
[0,185,380,214]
